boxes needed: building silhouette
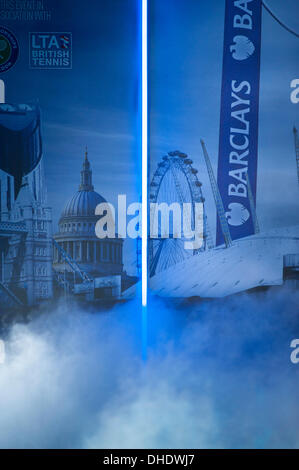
[53,150,123,282]
[0,104,53,308]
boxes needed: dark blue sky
[2,0,299,270]
[2,0,140,272]
[149,0,299,238]
[3,0,140,217]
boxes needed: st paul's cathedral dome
[60,152,106,220]
[53,149,123,278]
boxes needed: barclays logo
[225,202,250,227]
[230,35,255,61]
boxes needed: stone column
[75,242,79,261]
[94,242,96,262]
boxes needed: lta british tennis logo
[29,32,72,69]
[0,27,19,73]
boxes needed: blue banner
[217,0,262,245]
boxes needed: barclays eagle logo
[225,203,250,226]
[230,35,255,61]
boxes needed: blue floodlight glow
[142,0,148,308]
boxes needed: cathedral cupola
[54,148,123,278]
[79,147,94,191]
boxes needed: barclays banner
[217,0,262,245]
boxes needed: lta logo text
[29,32,72,69]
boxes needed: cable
[262,1,299,39]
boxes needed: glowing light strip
[142,0,148,307]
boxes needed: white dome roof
[59,149,106,221]
[61,189,106,219]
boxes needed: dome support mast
[200,140,232,248]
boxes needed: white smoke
[0,289,298,449]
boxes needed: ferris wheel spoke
[149,151,208,276]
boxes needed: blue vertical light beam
[142,0,148,308]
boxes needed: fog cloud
[0,288,298,449]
